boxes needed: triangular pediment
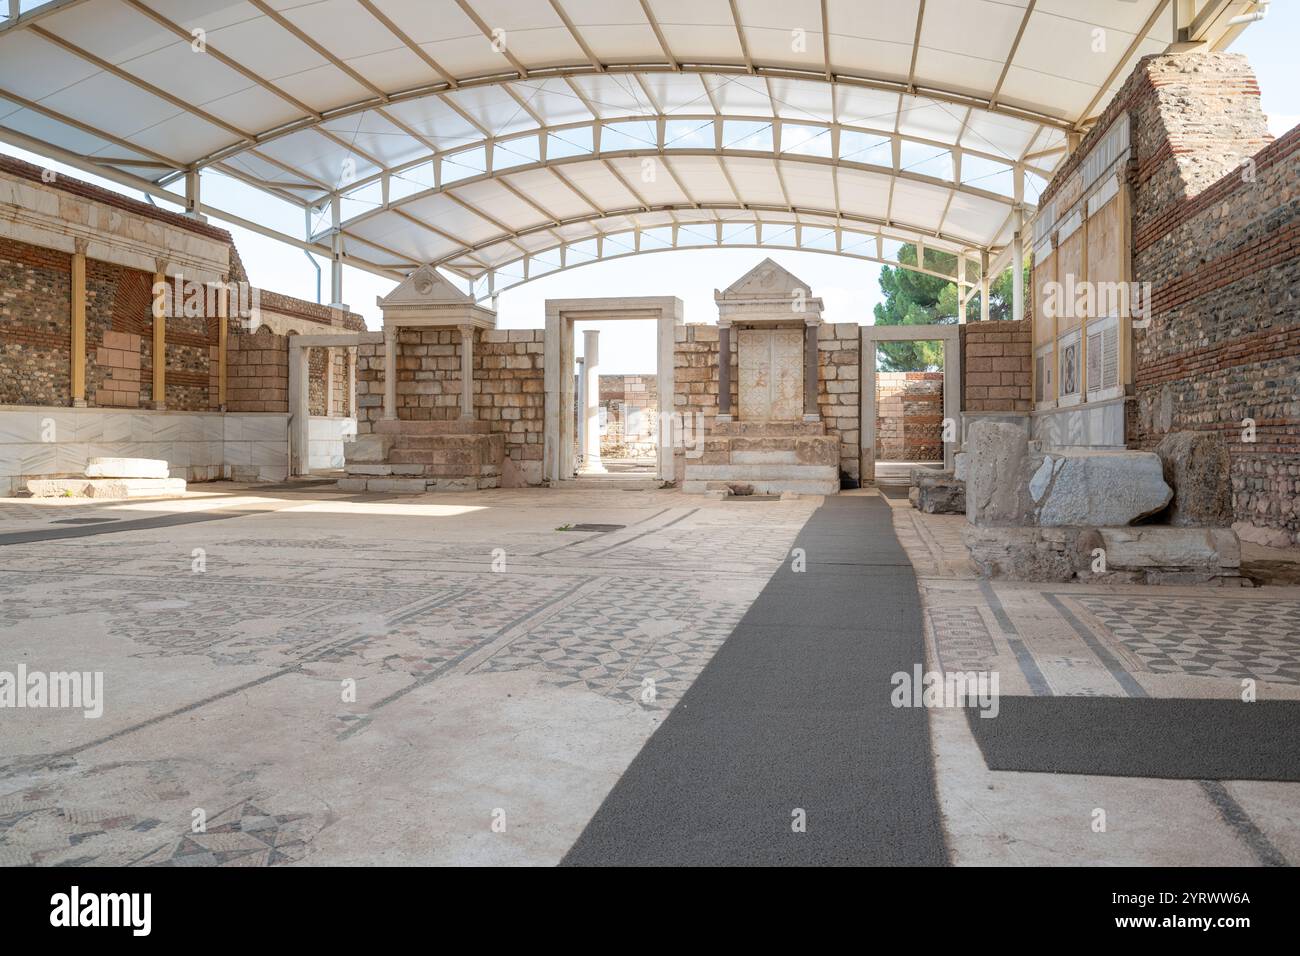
[380,264,473,307]
[718,258,812,299]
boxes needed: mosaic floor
[891,500,1300,866]
[0,484,814,866]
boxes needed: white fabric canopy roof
[0,0,1260,294]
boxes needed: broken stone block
[965,421,1035,526]
[961,525,1077,582]
[1028,451,1172,527]
[1153,431,1232,527]
[85,457,169,479]
[911,470,966,514]
[27,477,186,499]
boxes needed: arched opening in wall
[873,339,945,495]
[572,319,658,480]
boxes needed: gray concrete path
[563,494,948,865]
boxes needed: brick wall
[960,319,1033,412]
[1088,53,1300,546]
[876,371,942,461]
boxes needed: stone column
[217,275,229,411]
[325,346,335,416]
[383,324,397,420]
[803,319,820,422]
[458,324,475,420]
[70,238,87,407]
[717,320,732,421]
[152,263,167,410]
[575,356,586,465]
[347,347,357,418]
[581,329,604,473]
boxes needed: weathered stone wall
[1,158,360,421]
[817,323,861,483]
[672,322,859,484]
[876,371,942,461]
[1045,52,1300,546]
[960,320,1032,413]
[479,329,545,476]
[355,328,544,482]
[226,326,289,413]
[599,373,659,456]
[0,234,71,405]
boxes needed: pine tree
[871,244,1026,371]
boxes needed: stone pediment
[715,257,823,323]
[377,264,496,329]
[718,258,811,300]
[381,264,473,307]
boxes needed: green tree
[872,244,1027,371]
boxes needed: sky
[4,3,1296,374]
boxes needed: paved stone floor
[1,482,1297,866]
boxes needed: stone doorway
[543,297,683,485]
[860,323,961,482]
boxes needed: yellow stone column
[152,262,167,410]
[71,238,87,407]
[217,276,229,410]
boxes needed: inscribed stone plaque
[738,328,804,421]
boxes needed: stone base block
[683,476,837,495]
[85,456,170,479]
[336,476,499,494]
[26,477,187,499]
[963,524,1247,586]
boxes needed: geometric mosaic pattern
[0,492,813,866]
[927,605,998,673]
[1070,596,1300,686]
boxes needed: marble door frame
[543,297,683,484]
[859,323,961,481]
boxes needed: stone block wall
[960,320,1033,413]
[672,323,859,485]
[1046,52,1300,546]
[226,326,289,412]
[354,328,544,482]
[93,330,143,407]
[875,371,942,461]
[599,373,659,456]
[479,329,545,475]
[817,322,861,482]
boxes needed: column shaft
[717,322,731,419]
[459,325,475,420]
[71,240,86,406]
[383,326,397,420]
[803,323,819,420]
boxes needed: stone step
[390,434,500,450]
[711,420,825,437]
[26,477,187,499]
[375,419,491,435]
